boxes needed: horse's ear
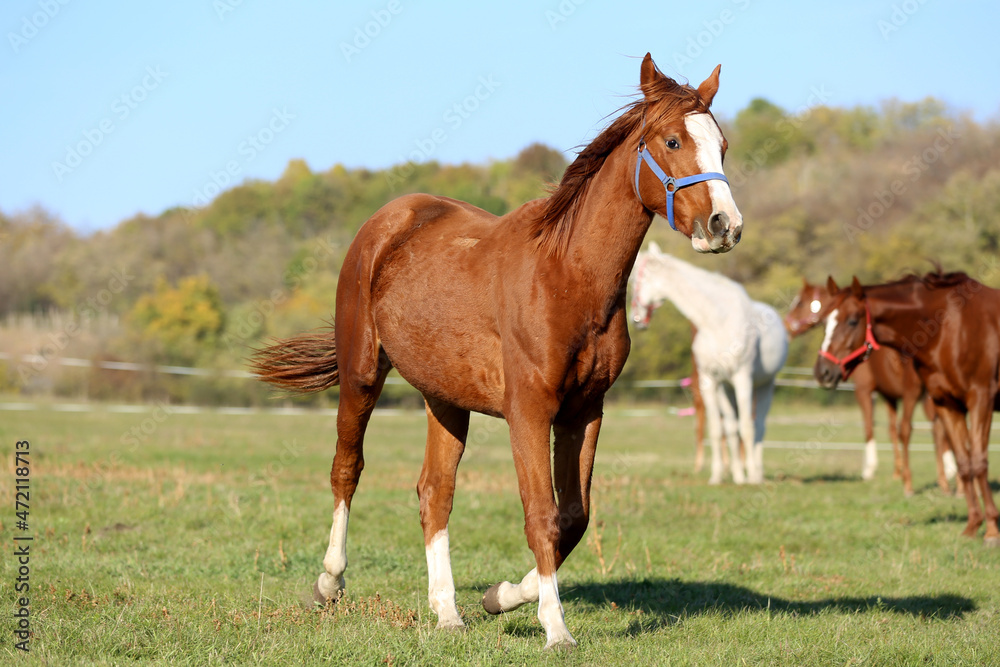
[697,65,722,108]
[826,276,839,294]
[851,276,865,298]
[640,53,664,98]
[648,240,662,255]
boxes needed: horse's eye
[847,318,860,327]
[666,138,680,150]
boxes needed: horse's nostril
[708,211,729,238]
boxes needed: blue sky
[2,0,998,232]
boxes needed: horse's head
[813,277,877,389]
[784,278,832,336]
[633,54,742,254]
[629,242,666,329]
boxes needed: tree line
[2,96,998,405]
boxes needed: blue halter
[633,139,729,230]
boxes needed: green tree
[129,275,226,365]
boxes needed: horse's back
[344,193,511,414]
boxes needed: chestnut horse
[786,280,957,495]
[251,54,742,649]
[814,272,999,545]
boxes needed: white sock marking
[537,573,576,649]
[943,450,957,479]
[425,529,463,628]
[495,568,539,612]
[318,501,349,599]
[863,438,878,480]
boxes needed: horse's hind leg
[418,397,469,629]
[927,397,957,494]
[751,381,776,484]
[692,369,707,473]
[315,349,390,604]
[898,392,918,497]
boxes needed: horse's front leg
[482,397,575,650]
[732,369,758,483]
[717,384,745,484]
[418,397,469,629]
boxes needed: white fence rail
[1,352,853,390]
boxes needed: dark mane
[528,69,709,256]
[889,265,974,290]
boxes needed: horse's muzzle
[691,213,742,254]
[813,358,841,389]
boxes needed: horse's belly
[374,278,505,416]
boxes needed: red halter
[818,303,880,379]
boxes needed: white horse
[630,242,789,484]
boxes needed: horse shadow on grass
[559,578,974,634]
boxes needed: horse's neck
[654,258,740,331]
[868,283,941,358]
[560,146,653,306]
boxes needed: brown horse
[251,54,742,649]
[786,280,957,495]
[814,272,1000,545]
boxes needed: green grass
[1,401,998,665]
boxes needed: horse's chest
[566,323,630,397]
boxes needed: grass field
[2,399,999,665]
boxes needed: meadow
[1,399,998,665]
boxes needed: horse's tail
[249,325,339,394]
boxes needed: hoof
[313,574,345,607]
[482,583,504,615]
[436,619,467,632]
[984,536,1000,548]
[313,581,331,606]
[904,489,915,499]
[544,637,578,651]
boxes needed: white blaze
[810,299,822,314]
[684,113,742,228]
[820,309,840,353]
